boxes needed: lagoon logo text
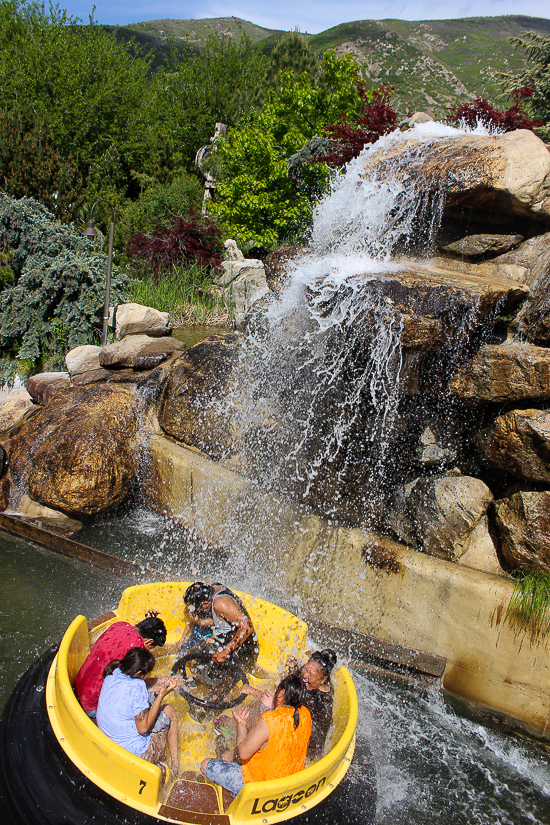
[250,777,326,815]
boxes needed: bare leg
[163,704,179,774]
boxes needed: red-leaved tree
[449,88,542,133]
[126,212,223,278]
[320,81,398,167]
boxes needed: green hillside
[128,14,550,118]
[124,16,282,50]
[306,16,550,116]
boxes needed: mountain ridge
[115,15,550,117]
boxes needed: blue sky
[63,0,550,32]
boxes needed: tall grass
[130,263,232,328]
[505,569,550,643]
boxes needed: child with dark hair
[200,672,311,798]
[96,647,180,774]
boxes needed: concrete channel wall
[145,433,550,739]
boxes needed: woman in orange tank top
[200,673,311,798]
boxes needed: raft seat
[159,772,230,824]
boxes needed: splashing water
[226,122,493,526]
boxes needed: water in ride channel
[2,121,550,824]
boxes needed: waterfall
[225,122,490,527]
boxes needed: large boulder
[494,491,550,573]
[65,344,114,386]
[493,232,550,292]
[65,345,102,376]
[114,303,172,339]
[348,257,528,352]
[475,408,550,484]
[158,333,243,459]
[214,255,269,328]
[450,342,550,402]
[403,472,495,562]
[364,129,550,220]
[6,384,140,517]
[438,233,523,259]
[496,234,550,343]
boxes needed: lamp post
[82,199,115,347]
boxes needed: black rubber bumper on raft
[0,650,376,825]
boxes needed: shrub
[126,212,223,277]
[210,51,363,248]
[119,174,204,251]
[449,89,543,133]
[0,192,129,377]
[499,33,550,141]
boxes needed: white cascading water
[226,121,486,526]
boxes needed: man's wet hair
[184,582,215,611]
[135,616,167,647]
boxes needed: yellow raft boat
[46,582,358,825]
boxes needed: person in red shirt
[75,616,167,717]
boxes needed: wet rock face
[450,343,550,402]
[158,333,243,459]
[494,491,550,573]
[364,129,550,220]
[0,476,9,510]
[397,473,495,563]
[264,246,310,293]
[6,385,140,517]
[475,409,550,484]
[494,232,550,343]
[360,258,528,352]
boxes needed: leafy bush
[500,33,550,141]
[126,212,223,276]
[0,192,129,376]
[0,111,83,221]
[449,88,542,133]
[119,174,204,251]
[210,51,364,248]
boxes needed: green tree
[118,173,204,252]
[263,29,317,91]
[209,51,364,248]
[160,33,268,168]
[500,31,550,140]
[0,1,157,221]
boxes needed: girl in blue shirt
[97,647,180,773]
